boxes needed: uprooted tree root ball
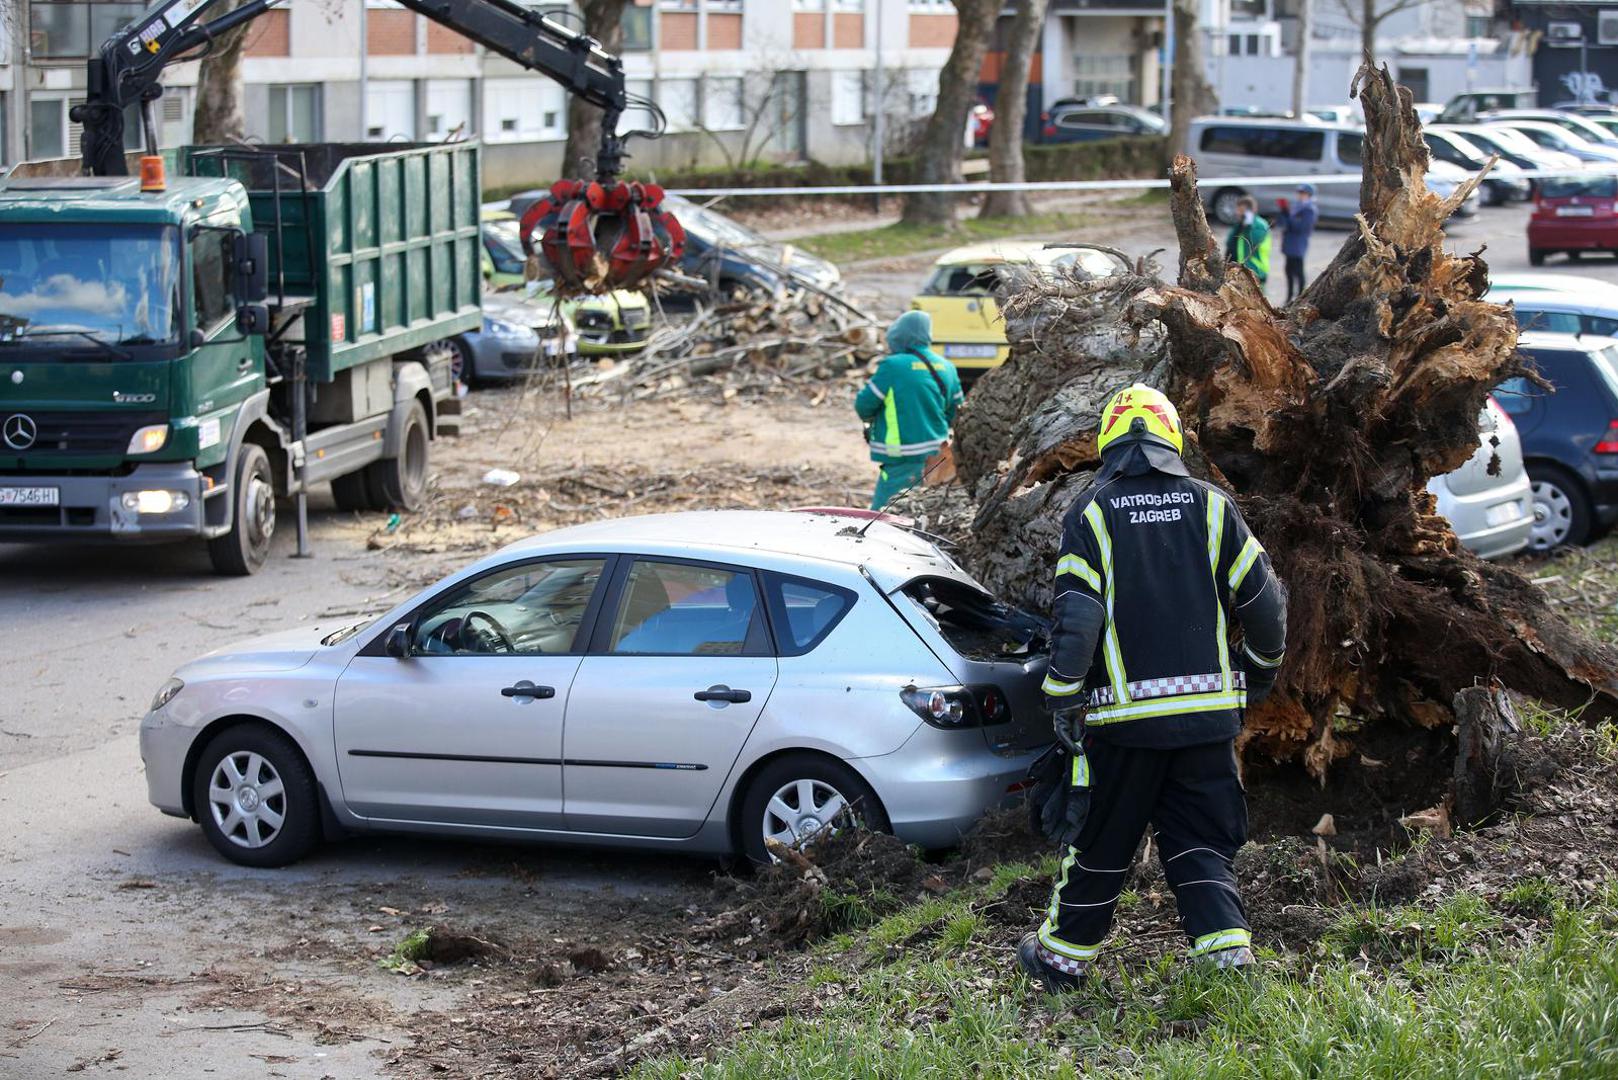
[949,61,1618,780]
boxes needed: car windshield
[1436,131,1487,163]
[483,219,526,274]
[926,262,1010,296]
[1519,124,1586,151]
[1541,176,1618,199]
[1472,127,1536,154]
[672,201,767,248]
[0,223,181,348]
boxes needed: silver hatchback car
[140,511,1051,866]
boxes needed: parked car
[1425,396,1533,559]
[1479,109,1618,148]
[1497,331,1618,549]
[480,210,654,356]
[908,241,1130,384]
[1526,174,1618,265]
[1191,117,1479,224]
[1307,105,1360,125]
[1424,127,1532,204]
[448,294,577,387]
[1438,88,1539,125]
[139,510,1051,867]
[1413,102,1445,125]
[1441,124,1584,191]
[1485,120,1618,164]
[1039,103,1166,143]
[1490,271,1618,298]
[663,194,843,300]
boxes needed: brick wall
[367,9,416,55]
[793,11,824,48]
[832,12,863,49]
[908,13,956,47]
[426,21,474,54]
[708,13,743,49]
[661,11,699,50]
[243,8,289,58]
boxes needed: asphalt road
[2,194,1614,1078]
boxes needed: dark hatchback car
[1499,331,1618,549]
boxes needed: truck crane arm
[75,0,682,292]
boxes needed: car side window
[412,559,606,656]
[764,573,857,656]
[609,560,764,656]
[1585,314,1618,337]
[1493,376,1537,416]
[1516,309,1580,334]
[1337,133,1363,166]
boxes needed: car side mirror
[233,230,270,302]
[236,303,270,336]
[385,623,412,659]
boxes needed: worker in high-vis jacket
[1017,384,1288,991]
[854,310,964,510]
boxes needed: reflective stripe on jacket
[1225,217,1272,280]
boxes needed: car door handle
[501,682,556,699]
[237,356,253,371]
[694,686,751,704]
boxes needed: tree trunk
[980,0,1048,220]
[1167,0,1216,161]
[1291,0,1311,117]
[1361,0,1375,61]
[953,62,1618,779]
[901,0,1002,227]
[562,0,629,181]
[192,0,253,144]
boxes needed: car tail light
[1595,420,1618,454]
[900,684,1009,729]
[1043,123,1057,137]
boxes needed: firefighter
[1017,384,1288,991]
[854,310,964,510]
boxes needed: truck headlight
[128,425,168,454]
[121,490,191,514]
[150,677,184,712]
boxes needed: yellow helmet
[1096,383,1184,456]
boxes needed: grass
[789,210,1096,266]
[633,882,1618,1080]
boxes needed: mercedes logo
[3,413,37,451]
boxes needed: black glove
[1241,656,1279,706]
[1027,741,1093,849]
[1051,705,1086,755]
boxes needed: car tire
[1568,250,1582,262]
[366,400,430,512]
[191,722,320,868]
[1529,247,1546,267]
[207,443,275,576]
[737,754,890,865]
[1211,188,1246,226]
[448,337,477,389]
[1528,464,1593,551]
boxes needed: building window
[831,70,865,126]
[660,77,700,132]
[834,0,865,10]
[426,79,475,139]
[906,68,940,118]
[268,84,322,144]
[658,0,695,9]
[483,77,565,143]
[708,0,742,11]
[907,0,950,11]
[366,80,416,141]
[29,1,149,59]
[703,76,745,131]
[1466,15,1490,37]
[622,3,653,49]
[793,0,826,9]
[622,78,657,134]
[1072,55,1134,103]
[30,97,67,159]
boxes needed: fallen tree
[952,62,1618,779]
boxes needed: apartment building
[0,0,959,186]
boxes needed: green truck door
[185,226,261,471]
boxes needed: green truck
[0,141,481,574]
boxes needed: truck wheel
[208,443,275,576]
[367,400,430,512]
[1529,248,1546,267]
[330,470,376,513]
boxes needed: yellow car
[480,210,654,356]
[909,241,1129,384]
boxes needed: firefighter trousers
[1037,737,1251,966]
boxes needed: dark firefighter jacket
[1040,439,1288,749]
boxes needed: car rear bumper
[1528,218,1618,249]
[1441,475,1533,559]
[0,463,209,542]
[853,728,1043,849]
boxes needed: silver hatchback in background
[1426,396,1533,559]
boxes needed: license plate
[0,486,59,507]
[1557,206,1595,217]
[1485,500,1524,527]
[943,344,1000,359]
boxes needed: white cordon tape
[666,166,1618,199]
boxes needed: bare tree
[980,0,1048,220]
[1337,0,1422,60]
[691,68,804,170]
[192,0,255,144]
[901,0,1001,227]
[1291,0,1311,116]
[562,0,629,180]
[1167,0,1217,161]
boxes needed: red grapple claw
[519,176,687,295]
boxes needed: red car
[1529,175,1618,265]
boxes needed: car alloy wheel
[207,750,287,849]
[1533,479,1572,553]
[762,778,850,852]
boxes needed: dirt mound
[958,802,1051,873]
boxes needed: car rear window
[899,577,1047,662]
[762,573,855,656]
[1541,176,1618,199]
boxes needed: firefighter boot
[1017,933,1089,994]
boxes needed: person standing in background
[1275,183,1318,304]
[854,310,964,510]
[1223,196,1272,286]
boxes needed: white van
[1189,116,1479,225]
